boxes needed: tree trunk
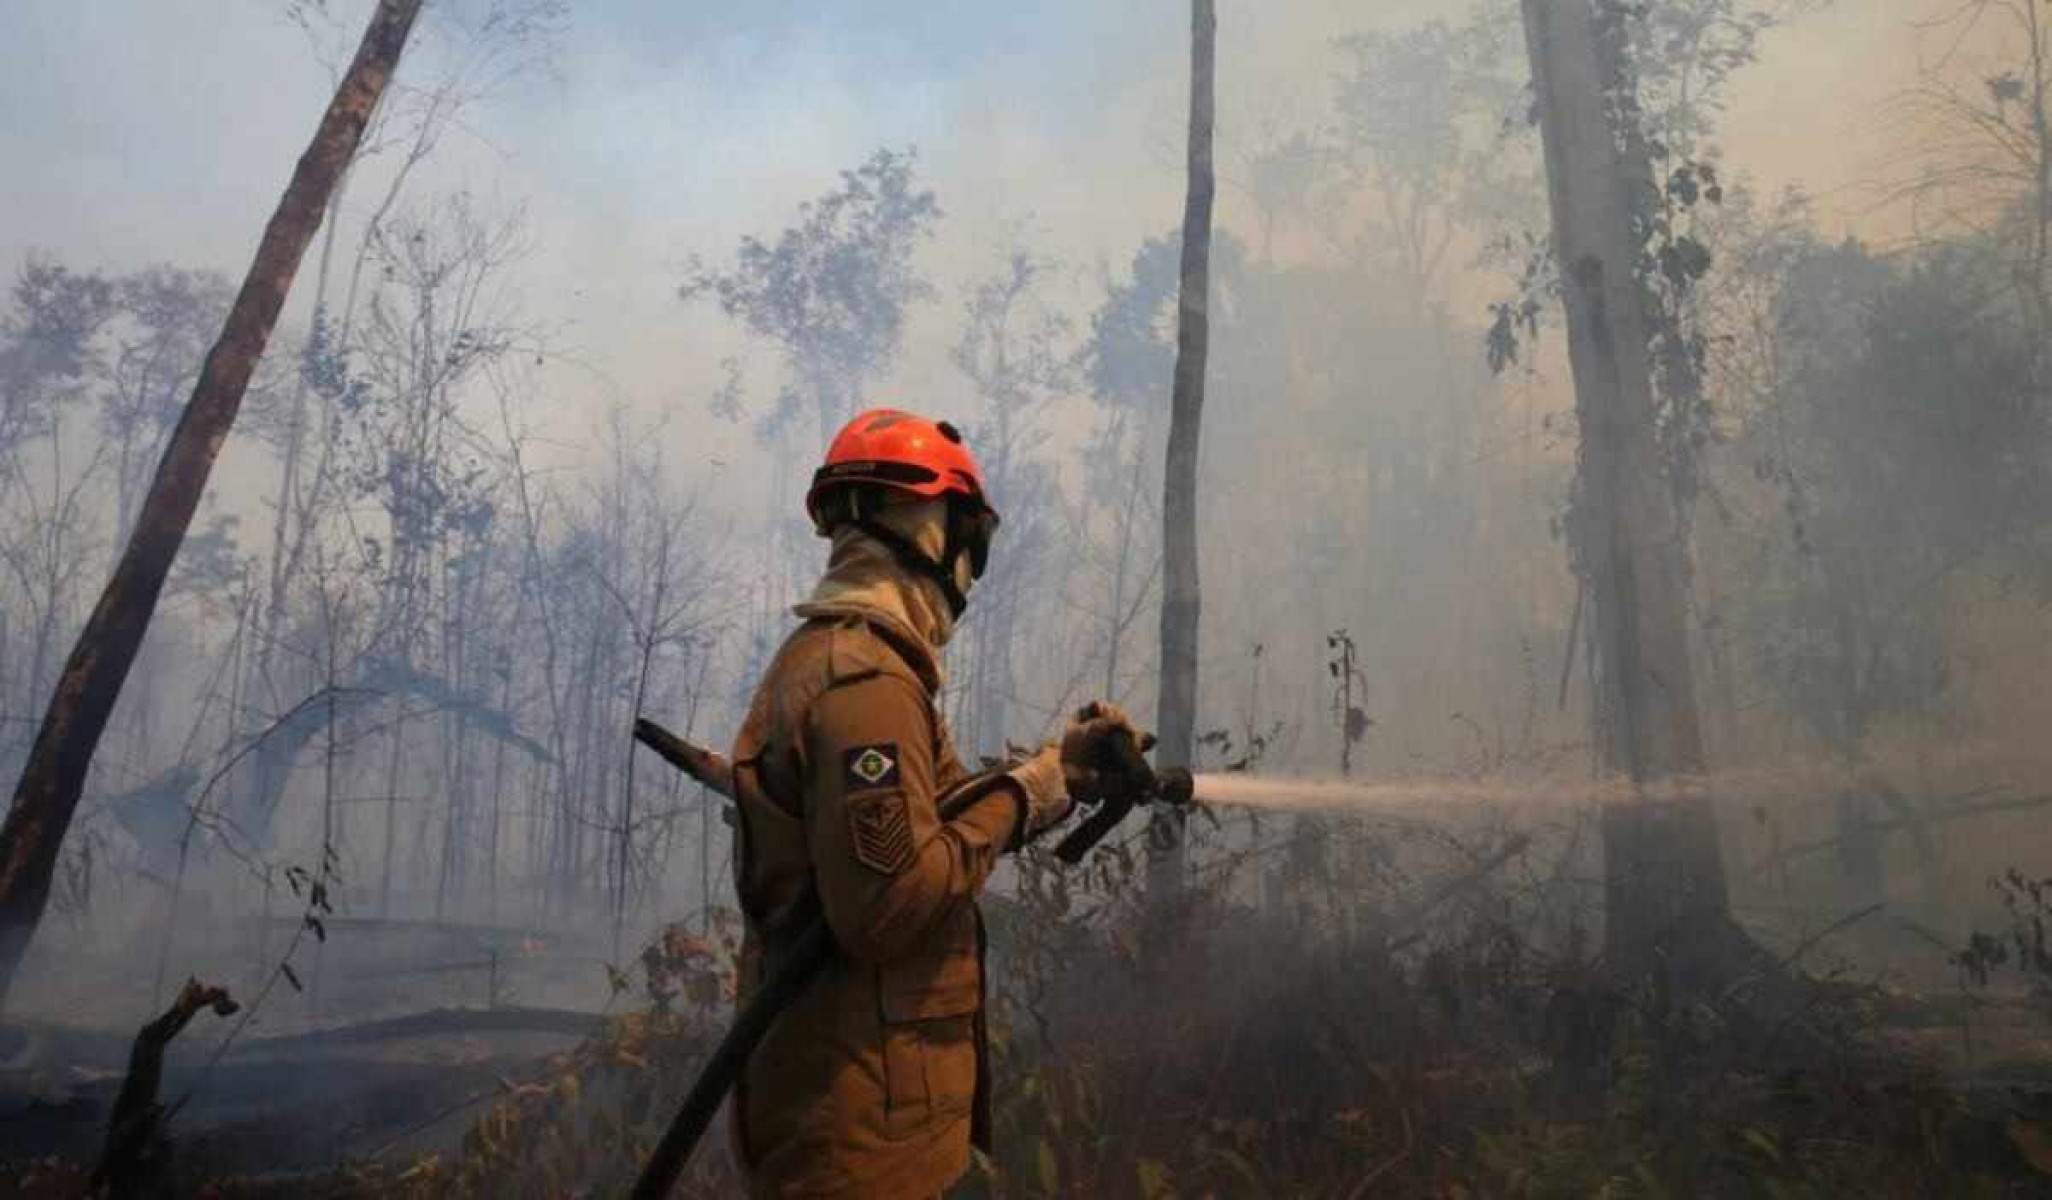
[92,978,238,1196]
[2026,0,2050,338]
[1151,0,1217,902]
[1519,0,1731,982]
[0,0,425,1008]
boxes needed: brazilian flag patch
[843,743,901,790]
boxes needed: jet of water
[1183,761,1927,817]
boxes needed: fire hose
[625,715,1191,1198]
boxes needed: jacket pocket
[879,948,980,1021]
[877,945,981,1137]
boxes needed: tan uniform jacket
[728,606,1024,1198]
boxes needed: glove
[1004,745,1072,846]
[1060,701,1149,806]
[1000,702,1150,848]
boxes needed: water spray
[1167,762,1932,819]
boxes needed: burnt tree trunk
[92,978,238,1196]
[1520,0,1734,984]
[0,0,425,1008]
[1151,0,1217,903]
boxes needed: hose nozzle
[1154,766,1195,808]
[1052,734,1193,864]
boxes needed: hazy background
[0,0,1940,435]
[0,0,2039,1034]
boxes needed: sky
[0,0,1980,485]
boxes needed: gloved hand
[1060,700,1150,806]
[1001,702,1152,849]
[1003,745,1071,847]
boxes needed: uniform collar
[792,529,952,689]
[791,600,944,693]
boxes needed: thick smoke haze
[3,2,2051,1193]
[0,0,2014,980]
[0,0,1949,437]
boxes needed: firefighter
[727,407,1135,1197]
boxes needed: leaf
[305,915,326,943]
[281,962,304,993]
[1206,1144,1265,1190]
[1035,1138,1060,1196]
[2008,1118,2052,1176]
[1667,166,1700,207]
[1632,1160,1672,1200]
[1135,1158,1173,1199]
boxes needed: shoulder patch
[843,743,901,790]
[848,790,914,874]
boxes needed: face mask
[838,489,1000,620]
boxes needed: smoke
[0,0,2035,1056]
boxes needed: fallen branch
[92,977,238,1196]
[1778,901,1888,971]
[236,1004,603,1053]
[1389,833,1536,953]
[1747,793,2052,877]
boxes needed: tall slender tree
[1519,0,1730,980]
[1152,0,1218,900]
[0,0,425,1007]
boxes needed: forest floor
[9,848,2052,1196]
[0,1009,597,1184]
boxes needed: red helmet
[806,408,993,528]
[806,408,1000,617]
